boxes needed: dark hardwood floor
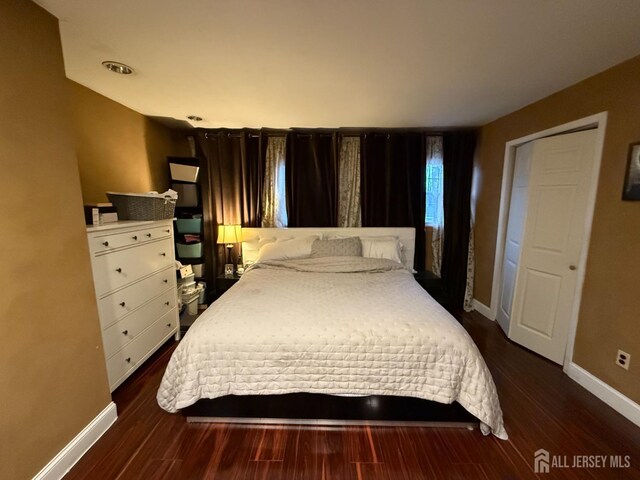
[64,312,640,479]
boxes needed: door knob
[569,265,577,271]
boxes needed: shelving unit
[168,156,207,332]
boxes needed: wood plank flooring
[64,312,640,479]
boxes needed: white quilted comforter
[157,257,507,439]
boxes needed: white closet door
[497,142,532,335]
[509,129,597,364]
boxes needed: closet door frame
[486,111,607,368]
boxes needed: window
[273,156,288,227]
[425,136,443,227]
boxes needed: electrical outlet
[616,350,631,370]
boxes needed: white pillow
[257,235,319,262]
[360,237,403,264]
[242,237,276,265]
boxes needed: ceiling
[36,0,640,129]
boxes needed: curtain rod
[201,129,463,139]
[203,133,261,139]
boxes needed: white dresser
[86,220,179,392]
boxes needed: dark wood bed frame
[182,393,479,429]
[183,228,477,429]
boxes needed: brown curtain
[360,132,426,269]
[286,130,338,227]
[441,130,476,310]
[196,129,262,287]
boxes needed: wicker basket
[107,192,176,221]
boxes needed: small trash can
[196,283,206,304]
[182,289,199,315]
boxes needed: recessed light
[187,115,203,122]
[102,61,134,75]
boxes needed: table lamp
[217,224,242,277]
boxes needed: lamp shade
[217,224,242,244]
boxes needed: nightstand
[414,271,451,311]
[215,273,241,298]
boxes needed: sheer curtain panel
[464,217,475,312]
[338,136,362,227]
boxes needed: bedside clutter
[176,264,207,335]
[177,265,199,315]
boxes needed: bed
[157,228,507,439]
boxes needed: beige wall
[0,2,112,479]
[69,80,190,204]
[475,55,640,403]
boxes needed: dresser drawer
[92,238,174,296]
[91,225,172,254]
[98,266,176,328]
[102,289,177,357]
[106,308,177,389]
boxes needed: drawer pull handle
[166,323,172,328]
[125,357,131,363]
[116,268,122,273]
[165,301,170,306]
[146,233,152,238]
[119,302,126,307]
[165,229,170,233]
[161,252,166,256]
[122,330,128,335]
[132,235,138,240]
[102,241,109,247]
[163,279,168,283]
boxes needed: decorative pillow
[311,237,362,258]
[256,235,319,262]
[360,237,403,264]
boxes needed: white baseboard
[33,402,117,480]
[564,362,640,428]
[472,299,495,320]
